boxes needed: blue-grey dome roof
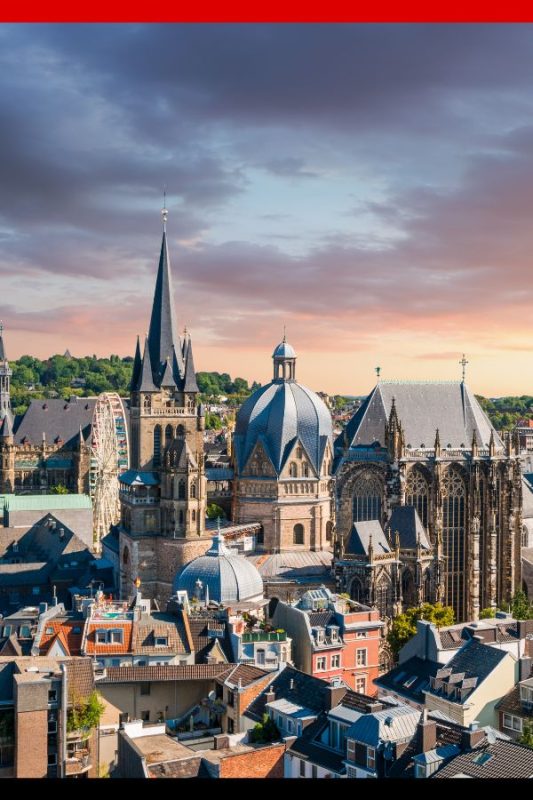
[234,380,333,476]
[273,340,296,358]
[173,533,263,604]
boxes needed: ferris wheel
[89,392,129,547]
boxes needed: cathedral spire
[182,333,199,393]
[139,336,158,392]
[130,335,142,392]
[0,321,13,436]
[147,212,183,386]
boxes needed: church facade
[333,381,523,623]
[118,213,211,605]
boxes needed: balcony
[241,631,287,643]
[65,749,92,776]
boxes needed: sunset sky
[2,24,533,397]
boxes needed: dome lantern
[272,333,297,381]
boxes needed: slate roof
[346,520,391,557]
[308,611,336,628]
[234,378,332,477]
[187,615,233,663]
[148,758,208,778]
[248,550,332,582]
[245,665,331,722]
[64,657,95,702]
[387,506,430,550]
[339,381,501,451]
[287,713,346,774]
[434,739,533,778]
[13,397,97,446]
[495,684,533,718]
[376,656,441,704]
[100,663,233,683]
[427,639,508,704]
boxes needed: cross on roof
[459,354,468,382]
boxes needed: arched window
[178,479,186,500]
[405,469,429,528]
[165,424,173,444]
[350,577,363,603]
[424,570,432,603]
[293,524,304,544]
[302,463,309,478]
[326,521,333,542]
[375,574,393,618]
[190,481,197,499]
[153,425,161,468]
[289,462,298,478]
[402,569,416,608]
[176,424,185,437]
[352,473,383,522]
[442,469,466,620]
[179,510,184,525]
[122,547,129,565]
[192,509,196,522]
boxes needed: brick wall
[218,743,285,778]
[16,708,48,778]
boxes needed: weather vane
[375,366,381,381]
[283,324,287,342]
[459,353,468,382]
[161,185,168,231]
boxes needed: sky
[2,24,533,397]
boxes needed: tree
[49,484,69,495]
[67,691,105,733]
[249,713,280,744]
[387,602,455,660]
[206,503,226,520]
[510,589,533,620]
[519,720,533,749]
[479,607,496,619]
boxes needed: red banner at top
[2,1,533,23]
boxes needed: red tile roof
[85,621,133,655]
[101,663,235,683]
[39,619,83,656]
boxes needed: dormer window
[315,627,325,644]
[95,629,107,644]
[109,629,123,644]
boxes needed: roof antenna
[161,185,168,232]
[459,353,468,383]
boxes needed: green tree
[205,412,223,430]
[206,503,226,520]
[67,691,105,733]
[510,589,533,620]
[387,603,455,660]
[519,720,533,749]
[249,713,280,744]
[49,484,69,495]
[479,607,496,619]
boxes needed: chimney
[324,684,347,711]
[520,657,532,682]
[213,734,230,750]
[460,720,485,750]
[416,709,437,753]
[265,686,276,704]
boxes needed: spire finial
[283,324,286,343]
[459,353,468,382]
[161,186,168,231]
[375,365,381,382]
[0,320,3,336]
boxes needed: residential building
[344,703,421,778]
[214,664,272,735]
[496,664,533,741]
[434,738,533,779]
[0,655,98,778]
[272,586,383,693]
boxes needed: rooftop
[435,739,533,779]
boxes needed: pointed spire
[182,334,199,393]
[471,428,478,456]
[139,337,158,392]
[160,356,176,389]
[130,336,142,392]
[78,425,85,447]
[0,413,13,439]
[434,428,441,458]
[147,228,182,384]
[0,321,6,362]
[489,428,496,457]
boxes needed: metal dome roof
[234,380,333,476]
[272,340,296,359]
[173,532,264,604]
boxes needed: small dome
[273,340,296,359]
[173,532,263,604]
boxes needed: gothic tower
[119,208,208,604]
[0,324,15,493]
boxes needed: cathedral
[332,381,523,622]
[118,210,210,603]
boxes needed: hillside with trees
[8,354,258,417]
